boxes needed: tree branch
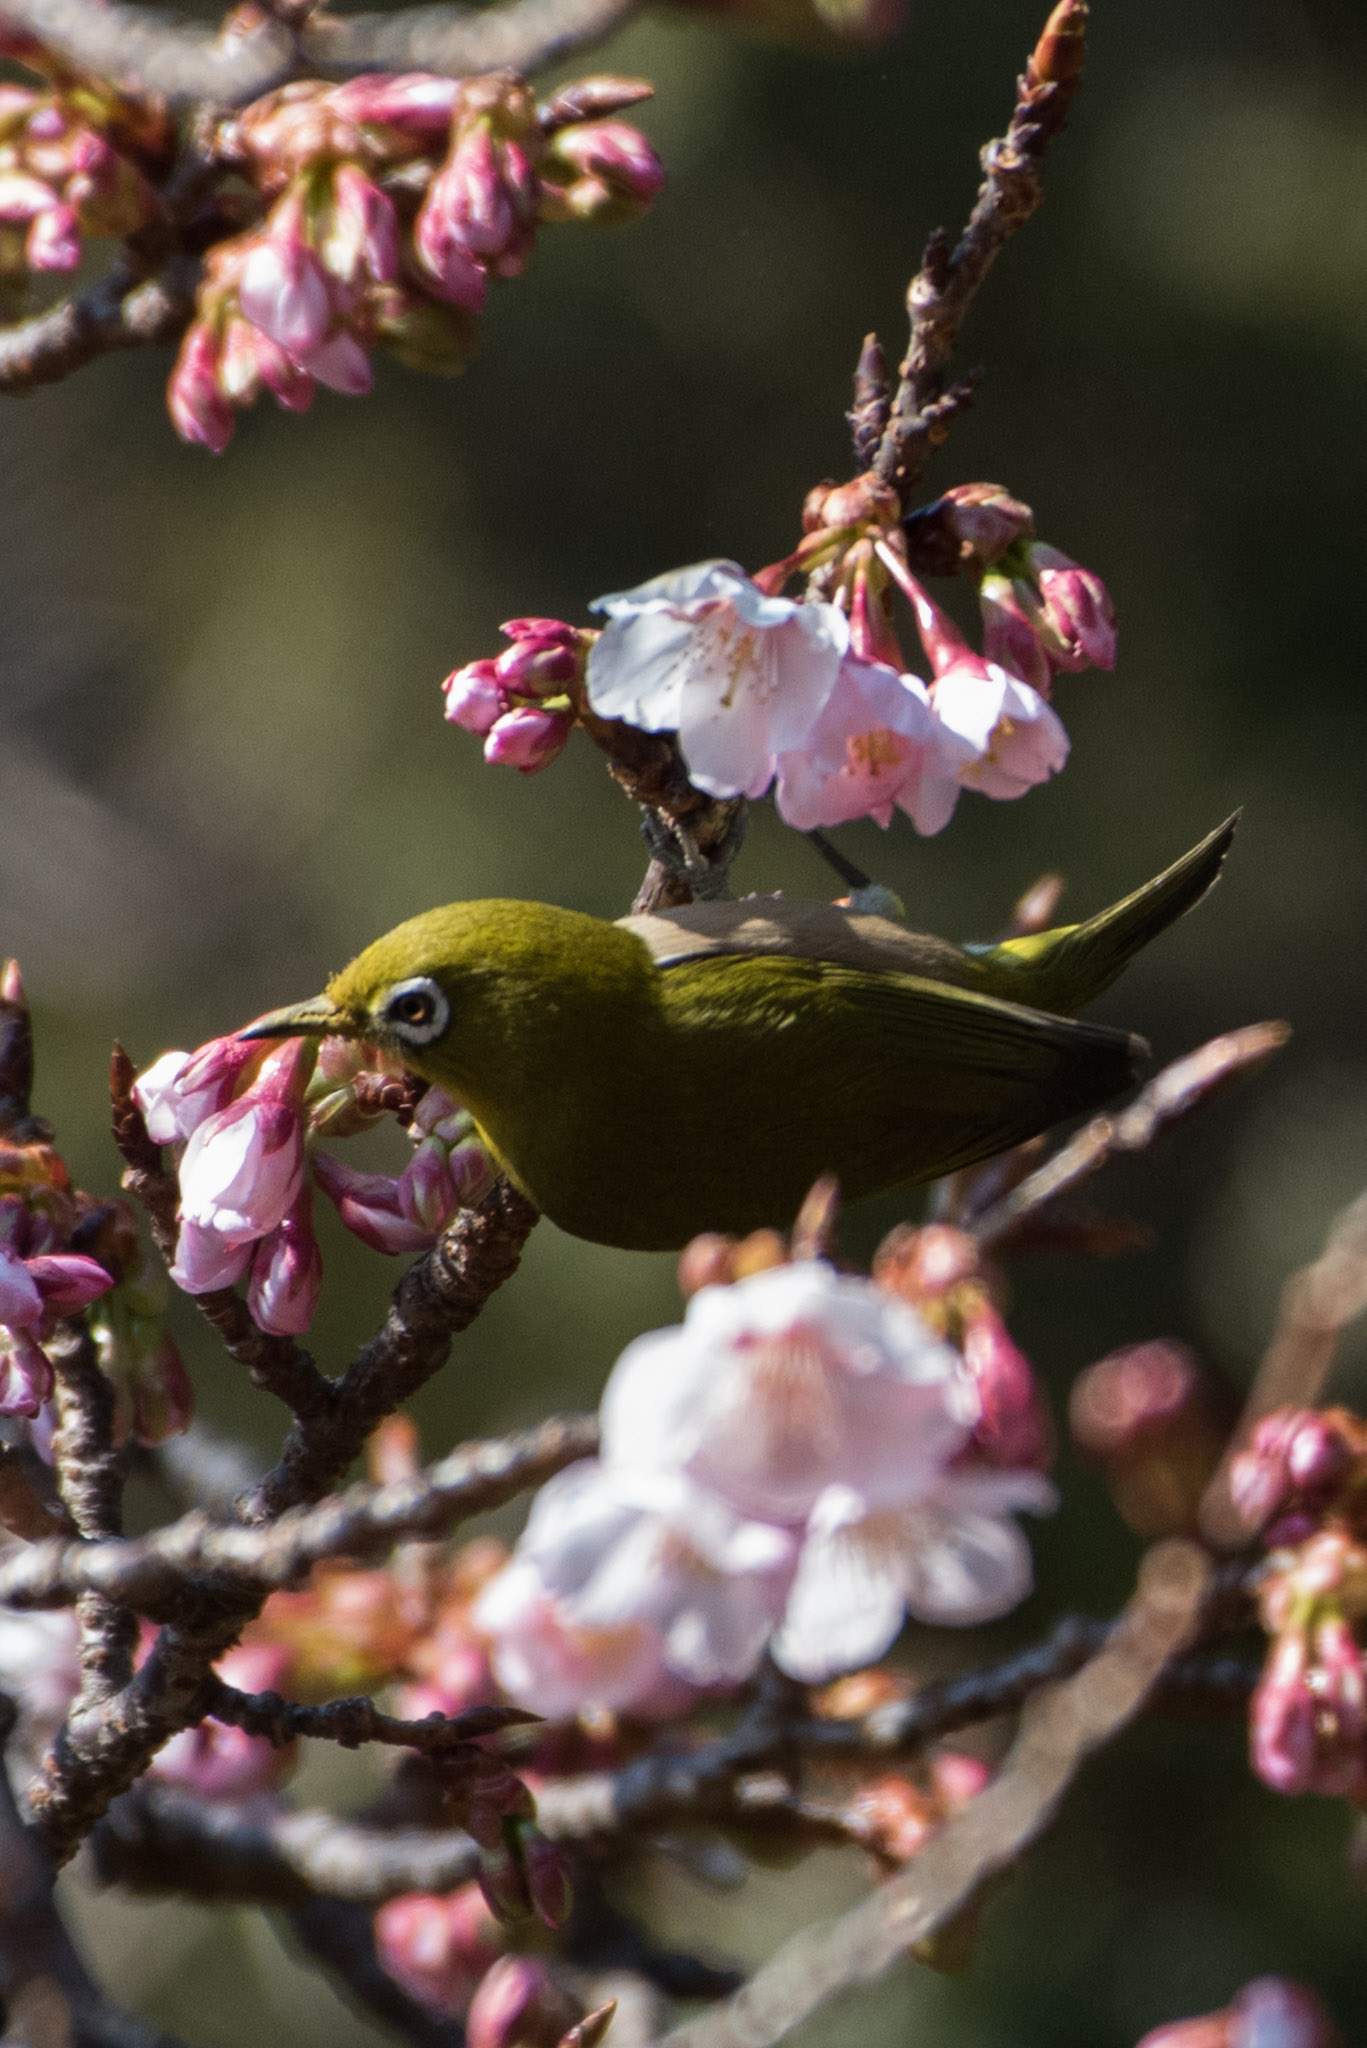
[0,264,194,396]
[968,1023,1291,1252]
[873,0,1089,507]
[653,1541,1211,2048]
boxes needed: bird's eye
[380,976,450,1046]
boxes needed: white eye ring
[380,976,450,1047]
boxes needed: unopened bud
[941,483,1035,565]
[520,1827,572,1929]
[467,1956,581,2048]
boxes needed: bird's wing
[617,896,975,984]
[659,952,1146,1197]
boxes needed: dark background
[5,0,1367,2038]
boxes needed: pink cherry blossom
[175,1037,311,1258]
[600,1261,977,1527]
[772,654,935,831]
[770,1464,1055,1682]
[474,1460,797,1718]
[135,1034,266,1146]
[247,1183,323,1336]
[587,560,849,800]
[168,1219,254,1293]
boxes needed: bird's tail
[979,813,1240,1016]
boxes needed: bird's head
[237,908,492,1069]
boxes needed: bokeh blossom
[477,1261,1052,1715]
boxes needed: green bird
[244,817,1236,1252]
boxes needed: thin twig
[970,1023,1291,1252]
[1201,1187,1367,1550]
[0,264,194,395]
[653,1542,1211,2048]
[202,1679,536,1753]
[0,1413,597,1615]
[873,0,1089,507]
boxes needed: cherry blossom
[587,560,849,799]
[771,654,935,831]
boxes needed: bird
[243,816,1237,1252]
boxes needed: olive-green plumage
[248,817,1236,1251]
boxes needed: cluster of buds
[445,472,1115,838]
[0,40,164,287]
[443,619,589,774]
[1229,1408,1367,1801]
[0,961,121,1421]
[1067,1339,1228,1538]
[169,70,663,451]
[873,1223,1054,1472]
[1135,1975,1341,2048]
[132,1023,492,1336]
[933,484,1117,693]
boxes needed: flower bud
[493,621,583,698]
[467,1956,581,2048]
[1022,543,1117,672]
[444,660,508,736]
[312,1152,436,1255]
[476,1843,534,1925]
[539,119,663,223]
[483,706,573,773]
[940,483,1035,565]
[979,572,1052,697]
[167,324,236,455]
[26,203,79,271]
[321,163,398,287]
[1069,1340,1223,1537]
[520,1828,573,1930]
[677,1232,739,1297]
[246,1183,322,1336]
[959,1301,1053,1471]
[239,208,332,358]
[0,1328,52,1416]
[374,1885,505,2017]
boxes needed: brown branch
[248,1172,542,1518]
[1200,1186,1367,1550]
[0,1698,191,2048]
[0,1413,596,1615]
[46,1321,140,1720]
[202,1679,536,1752]
[0,263,194,396]
[654,1541,1211,2048]
[969,1023,1291,1252]
[873,0,1089,507]
[0,0,640,105]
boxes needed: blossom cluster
[170,70,663,451]
[472,1245,1055,1719]
[1230,1406,1367,1802]
[133,1028,493,1336]
[0,29,166,285]
[441,478,1115,839]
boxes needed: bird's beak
[238,995,350,1042]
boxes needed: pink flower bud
[323,163,399,287]
[520,1830,573,1931]
[167,324,236,454]
[1286,1413,1355,1499]
[1230,1409,1301,1535]
[959,1301,1053,1471]
[476,1845,533,1927]
[411,210,489,311]
[939,483,1035,565]
[483,706,572,773]
[247,1183,322,1335]
[0,1246,44,1331]
[312,1151,436,1255]
[0,1328,52,1416]
[239,218,332,359]
[375,1885,505,2017]
[26,203,79,271]
[168,1220,254,1293]
[26,1252,114,1316]
[135,1035,264,1146]
[399,1137,459,1235]
[329,72,461,139]
[978,572,1052,697]
[444,661,508,735]
[177,1038,311,1248]
[1024,544,1117,671]
[1251,1629,1320,1796]
[493,635,580,698]
[541,119,664,221]
[300,326,374,396]
[467,1956,580,2048]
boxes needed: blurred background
[5,0,1367,2038]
